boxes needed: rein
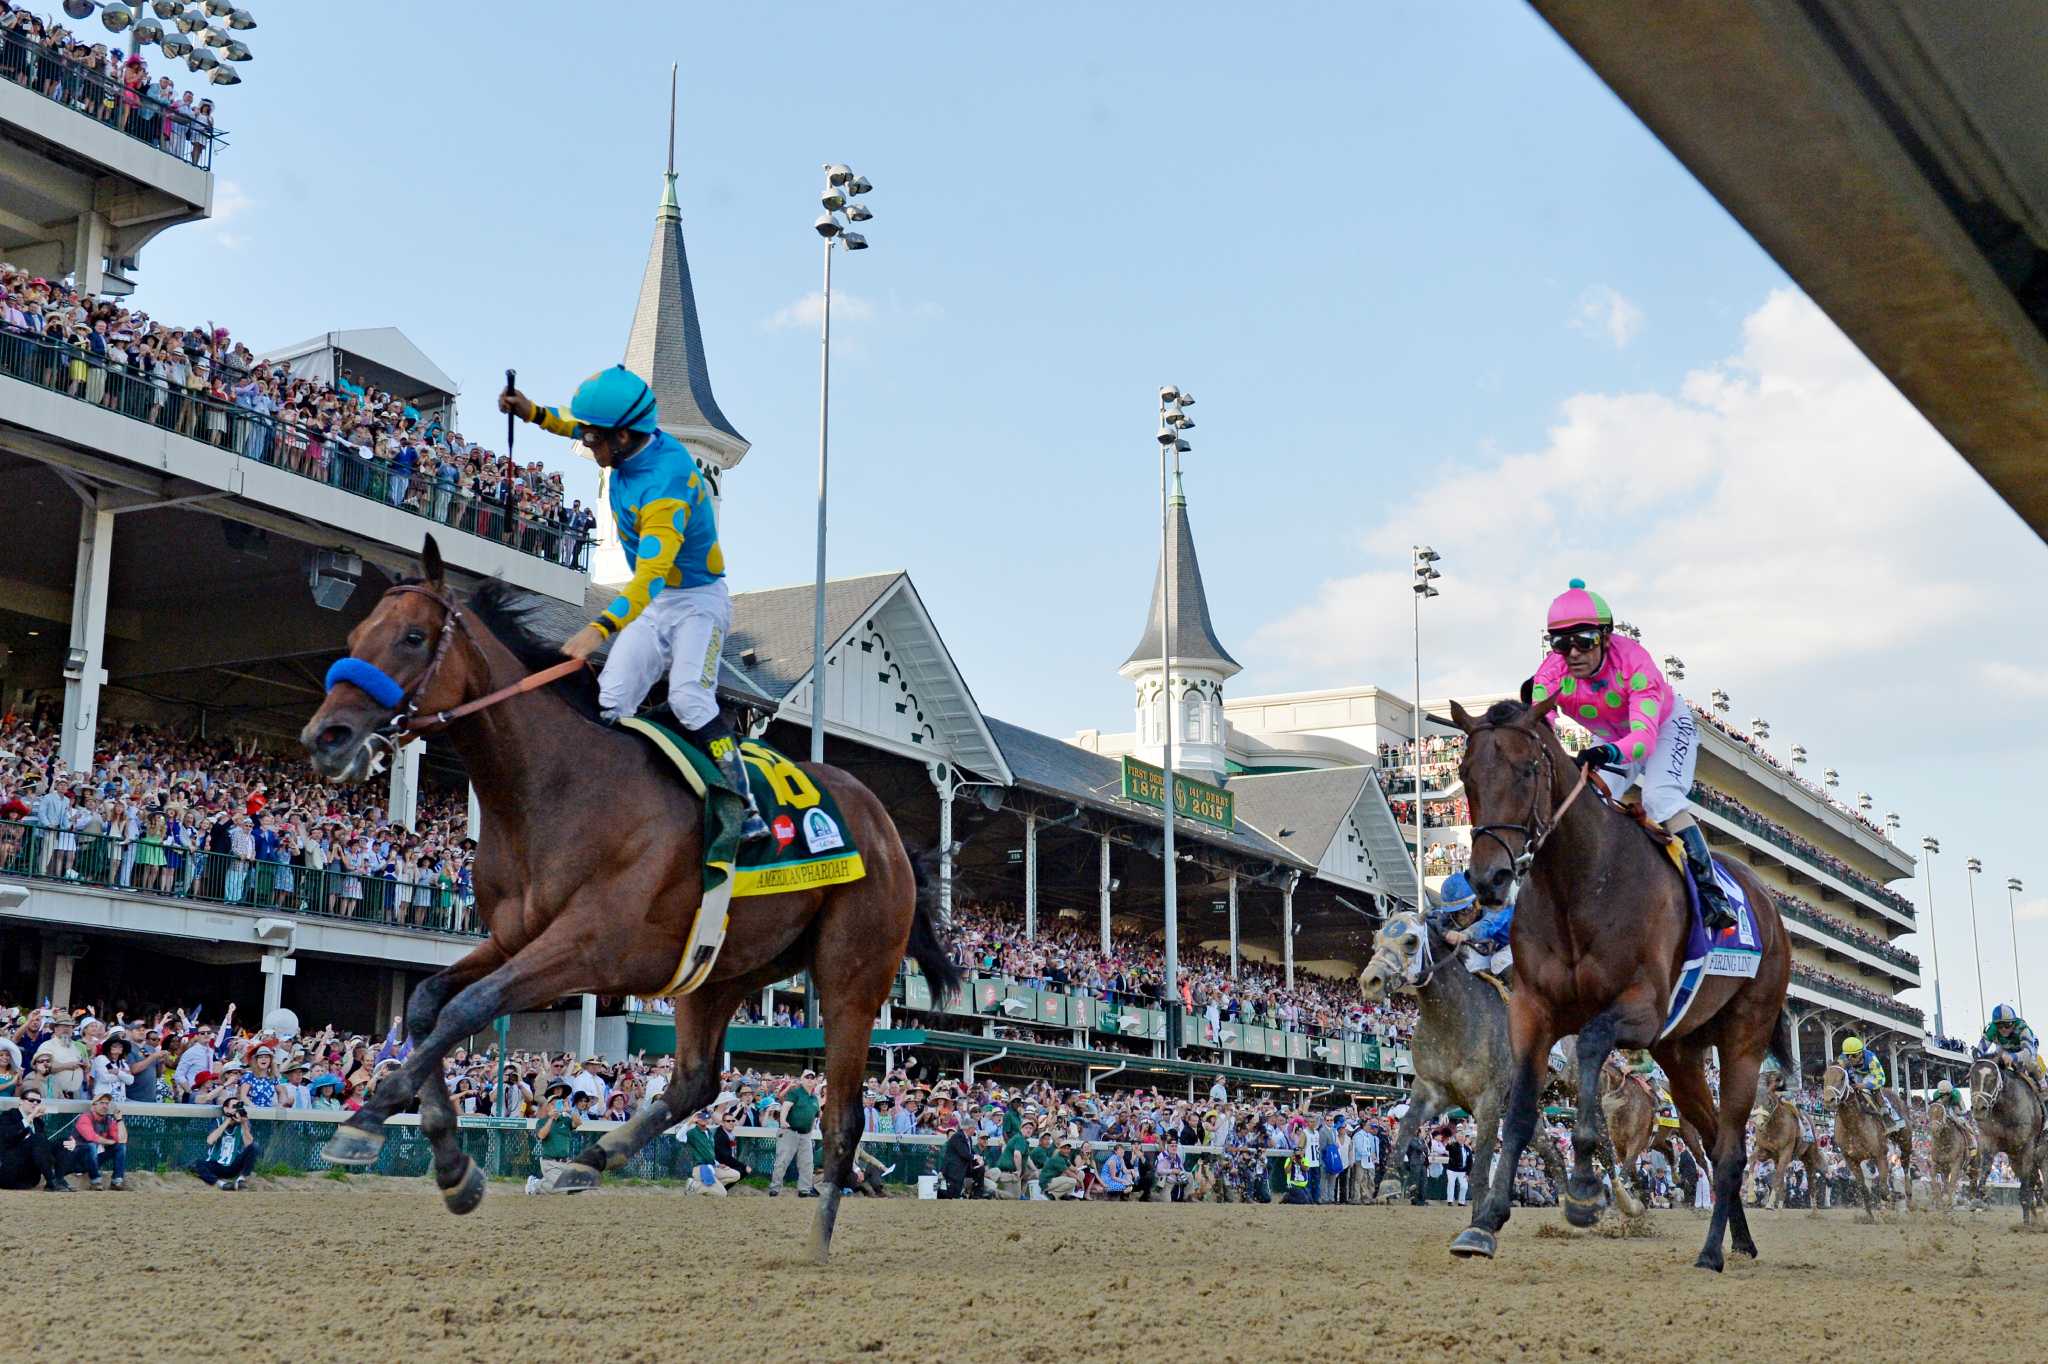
[321,582,587,750]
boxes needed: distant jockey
[1437,870,1512,983]
[1529,579,1733,932]
[1976,1004,2044,1089]
[1838,1036,1905,1131]
[499,367,768,841]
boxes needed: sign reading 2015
[1119,756,1235,832]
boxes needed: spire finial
[666,63,677,180]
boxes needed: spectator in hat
[936,1112,986,1199]
[71,1091,128,1190]
[681,1109,740,1196]
[279,1057,314,1110]
[193,1094,258,1190]
[32,1014,85,1100]
[307,1074,346,1111]
[525,1078,579,1195]
[1040,1139,1081,1200]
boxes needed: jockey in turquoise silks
[1976,1004,2044,1086]
[1438,870,1513,982]
[499,367,768,841]
[1529,579,1734,932]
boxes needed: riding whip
[505,367,516,459]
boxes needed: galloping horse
[1597,1064,1709,1215]
[1748,1070,1823,1212]
[299,539,959,1261]
[1926,1100,1982,1214]
[1442,697,1793,1271]
[1820,1064,1914,1220]
[1967,1058,2045,1226]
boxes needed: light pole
[1966,857,1987,1028]
[1922,836,1946,1041]
[809,163,873,763]
[1157,385,1194,1008]
[1661,655,1685,683]
[1710,688,1731,719]
[2008,877,2027,1016]
[1411,546,1441,908]
[1790,744,1807,773]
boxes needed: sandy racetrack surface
[3,1178,2040,1362]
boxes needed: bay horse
[1820,1063,1915,1220]
[1748,1070,1823,1213]
[299,538,960,1262]
[1597,1064,1709,1216]
[1442,697,1793,1271]
[1967,1057,2045,1226]
[1926,1100,1981,1214]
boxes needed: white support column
[1227,872,1239,981]
[259,947,297,1019]
[1023,814,1038,940]
[928,763,955,921]
[1283,873,1298,988]
[73,210,108,296]
[1789,1014,1803,1084]
[578,993,598,1060]
[1099,835,1112,955]
[59,493,115,775]
[387,739,422,831]
[466,784,482,840]
[49,952,79,1012]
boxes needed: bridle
[1465,718,1593,900]
[320,581,585,761]
[1367,912,1438,992]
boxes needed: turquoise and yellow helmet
[569,365,659,434]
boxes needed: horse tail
[902,840,964,1002]
[1768,1009,1796,1076]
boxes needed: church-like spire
[1122,466,1239,675]
[622,65,750,471]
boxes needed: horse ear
[1448,699,1479,734]
[421,534,445,587]
[1526,688,1562,725]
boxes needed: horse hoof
[543,1163,601,1195]
[1694,1251,1725,1273]
[1448,1228,1498,1259]
[321,1126,386,1167]
[1562,1189,1604,1229]
[442,1158,486,1215]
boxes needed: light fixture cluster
[814,164,874,250]
[61,1,256,83]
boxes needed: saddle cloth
[619,720,866,996]
[1658,854,1762,1041]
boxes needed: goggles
[1547,628,1603,656]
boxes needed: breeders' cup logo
[771,814,797,850]
[802,808,844,853]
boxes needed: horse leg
[324,930,588,1165]
[809,993,881,1263]
[1564,1010,1623,1227]
[402,953,503,1212]
[1689,1048,1763,1271]
[1450,1009,1552,1258]
[553,986,736,1191]
[1468,1086,1502,1210]
[1386,1085,1439,1204]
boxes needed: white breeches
[597,580,730,730]
[1605,695,1698,825]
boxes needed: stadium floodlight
[100,2,134,31]
[1662,654,1685,680]
[845,202,873,222]
[63,0,94,19]
[175,7,205,32]
[206,63,240,83]
[227,6,255,27]
[186,47,218,70]
[820,185,847,212]
[201,0,232,14]
[1709,687,1730,713]
[1823,767,1839,788]
[133,16,163,42]
[222,38,250,60]
[1885,812,1901,832]
[848,175,873,196]
[1750,717,1769,740]
[2008,877,2029,1015]
[840,232,868,250]
[201,23,228,45]
[1790,743,1807,766]
[151,0,183,13]
[824,163,853,186]
[159,31,192,55]
[1857,792,1873,812]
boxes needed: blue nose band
[324,657,406,709]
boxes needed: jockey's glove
[1572,742,1621,770]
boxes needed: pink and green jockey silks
[1545,578,1613,631]
[1529,633,1674,765]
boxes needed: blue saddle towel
[1660,856,1762,1040]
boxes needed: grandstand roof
[721,572,902,697]
[986,716,1308,869]
[1227,766,1379,867]
[1122,471,1239,675]
[261,327,459,402]
[623,170,750,469]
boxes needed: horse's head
[1820,1063,1849,1106]
[301,536,478,783]
[1968,1058,2004,1111]
[1358,911,1433,1001]
[1753,1067,1786,1114]
[1448,694,1568,908]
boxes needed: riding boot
[1676,825,1736,932]
[687,718,772,843]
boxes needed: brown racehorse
[1597,1065,1707,1214]
[1748,1071,1823,1212]
[1926,1100,1981,1214]
[1443,697,1793,1271]
[299,539,959,1261]
[1820,1063,1915,1220]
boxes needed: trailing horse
[1358,910,1566,1203]
[1819,1064,1914,1220]
[299,539,959,1262]
[1440,697,1793,1271]
[1926,1100,1982,1215]
[1967,1057,2046,1226]
[1748,1071,1823,1213]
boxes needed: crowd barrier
[0,28,222,169]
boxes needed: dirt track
[4,1177,2040,1362]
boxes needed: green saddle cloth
[617,720,865,900]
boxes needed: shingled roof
[1122,471,1238,674]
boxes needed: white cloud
[2017,898,2048,924]
[209,178,252,250]
[762,290,875,331]
[1248,289,2048,736]
[1570,285,1644,348]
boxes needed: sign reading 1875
[1119,756,1236,831]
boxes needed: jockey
[1839,1036,1905,1129]
[1976,1004,2044,1083]
[1530,579,1734,932]
[1438,870,1513,981]
[1931,1079,1965,1112]
[498,368,769,841]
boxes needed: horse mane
[462,579,608,726]
[1481,699,1528,726]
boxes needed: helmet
[1438,872,1476,910]
[1993,1003,2020,1027]
[1840,1036,1864,1056]
[1545,578,1614,632]
[568,365,659,434]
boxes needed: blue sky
[123,2,2048,1032]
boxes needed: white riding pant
[1462,944,1513,976]
[1604,695,1698,825]
[597,579,730,730]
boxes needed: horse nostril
[313,723,355,755]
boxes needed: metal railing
[1790,966,1923,1028]
[0,328,593,569]
[0,818,484,938]
[1771,891,1920,974]
[1692,785,1917,920]
[0,28,223,170]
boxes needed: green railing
[0,329,590,569]
[0,818,482,937]
[1693,786,1916,921]
[0,28,225,170]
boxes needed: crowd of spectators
[0,4,216,164]
[1387,795,1469,829]
[0,264,597,567]
[1770,888,1919,972]
[1790,962,1923,1028]
[1690,786,1918,917]
[1694,708,1896,844]
[0,714,482,933]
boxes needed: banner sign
[1120,756,1235,831]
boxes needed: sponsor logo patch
[802,808,844,853]
[771,814,797,850]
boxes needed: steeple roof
[1121,470,1239,675]
[621,81,748,470]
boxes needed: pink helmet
[1545,578,1613,632]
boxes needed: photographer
[192,1095,258,1189]
[72,1091,128,1190]
[0,1091,88,1192]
